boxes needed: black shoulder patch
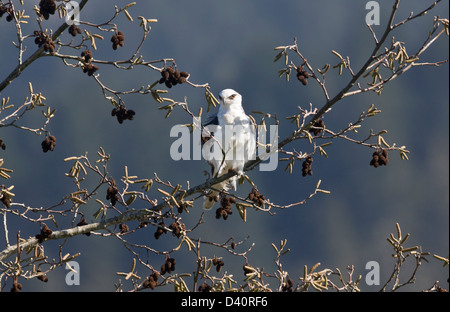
[203,114,218,127]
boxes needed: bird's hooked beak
[218,89,241,107]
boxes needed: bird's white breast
[218,106,245,125]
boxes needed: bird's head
[218,89,242,108]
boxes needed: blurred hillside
[0,0,448,291]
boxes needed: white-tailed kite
[202,89,256,210]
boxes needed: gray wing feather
[202,111,220,174]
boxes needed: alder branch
[0,0,89,93]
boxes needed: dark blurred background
[0,0,448,291]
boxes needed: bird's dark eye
[218,95,223,100]
[229,94,236,99]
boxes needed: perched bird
[202,89,256,210]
